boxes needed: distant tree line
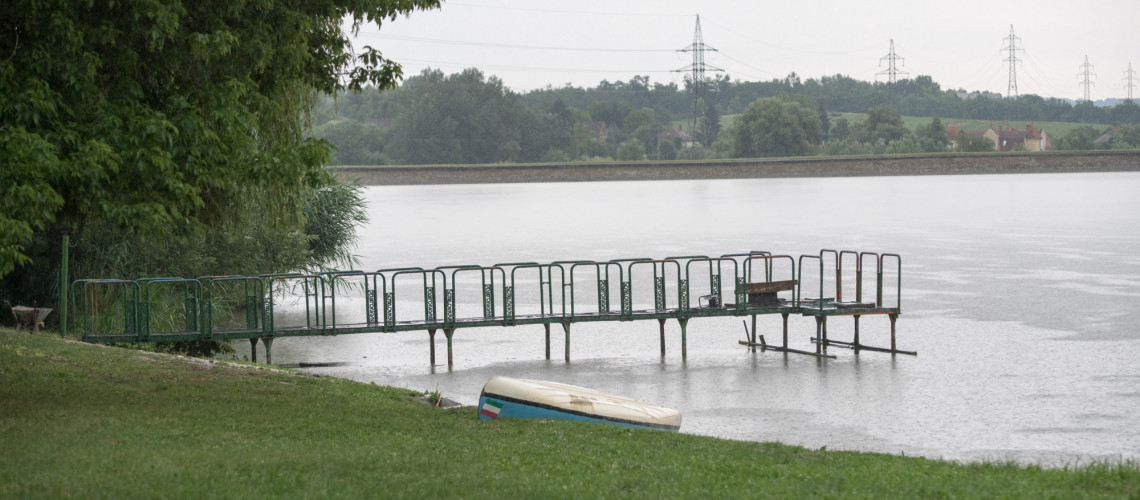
[313,68,1140,165]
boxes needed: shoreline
[330,150,1140,186]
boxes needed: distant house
[945,124,1049,151]
[1093,126,1120,145]
[954,91,1003,100]
[587,121,608,142]
[658,125,697,148]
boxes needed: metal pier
[71,249,914,366]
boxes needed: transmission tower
[1001,25,1023,98]
[675,15,723,97]
[1078,55,1096,102]
[876,39,908,84]
[1124,63,1137,101]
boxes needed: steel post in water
[814,317,824,355]
[658,318,666,357]
[854,315,861,353]
[781,313,789,350]
[678,317,689,359]
[444,328,454,368]
[889,313,897,353]
[249,338,258,362]
[544,323,551,360]
[562,322,571,362]
[750,315,758,353]
[429,328,437,366]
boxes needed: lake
[235,171,1140,466]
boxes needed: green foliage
[733,95,822,158]
[916,117,951,151]
[4,329,1140,498]
[0,0,437,290]
[617,139,647,161]
[957,135,997,153]
[829,117,851,141]
[1054,125,1105,151]
[315,120,389,165]
[854,105,908,144]
[385,68,538,164]
[303,182,370,270]
[694,98,722,147]
[823,138,876,156]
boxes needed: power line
[356,33,675,53]
[1078,55,1096,102]
[876,39,907,84]
[1001,25,1023,98]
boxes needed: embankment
[330,150,1140,186]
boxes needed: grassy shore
[2,329,1137,498]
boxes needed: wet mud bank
[331,151,1140,186]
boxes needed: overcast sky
[350,0,1139,101]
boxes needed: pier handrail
[683,257,740,312]
[628,259,683,313]
[879,253,902,309]
[497,262,567,321]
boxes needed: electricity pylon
[1124,63,1137,101]
[1078,55,1096,102]
[876,39,908,84]
[675,15,723,97]
[1001,25,1023,99]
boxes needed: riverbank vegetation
[0,1,441,320]
[2,328,1137,498]
[314,69,1140,165]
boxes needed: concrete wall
[330,151,1140,186]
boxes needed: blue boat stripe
[479,391,679,431]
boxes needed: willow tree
[0,1,439,299]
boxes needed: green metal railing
[73,248,902,346]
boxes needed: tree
[0,1,440,286]
[854,105,908,144]
[732,96,822,158]
[1053,125,1104,151]
[956,135,996,153]
[386,68,536,164]
[916,117,950,152]
[694,99,722,147]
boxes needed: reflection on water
[235,172,1140,466]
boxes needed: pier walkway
[72,249,913,366]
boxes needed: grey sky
[351,0,1139,101]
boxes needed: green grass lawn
[2,329,1137,498]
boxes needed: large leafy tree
[732,95,822,158]
[0,0,439,283]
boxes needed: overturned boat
[477,376,681,432]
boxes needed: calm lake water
[234,171,1140,466]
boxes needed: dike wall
[330,151,1140,186]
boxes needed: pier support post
[814,317,825,355]
[544,323,551,360]
[781,313,789,349]
[678,317,689,360]
[853,315,861,353]
[428,328,437,366]
[261,337,274,365]
[750,315,758,353]
[444,328,455,368]
[562,323,571,362]
[889,313,898,353]
[658,318,667,357]
[249,338,258,363]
